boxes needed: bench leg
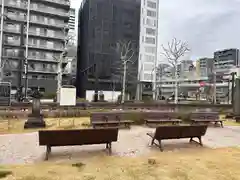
[151,137,155,146]
[45,145,51,161]
[106,143,112,155]
[189,137,193,143]
[198,137,203,146]
[220,121,224,128]
[158,140,163,152]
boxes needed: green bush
[176,112,191,123]
[77,98,89,102]
[0,170,12,178]
[42,93,56,99]
[124,112,145,125]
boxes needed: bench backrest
[154,125,207,140]
[191,112,218,120]
[144,112,173,120]
[39,128,118,146]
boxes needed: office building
[77,0,140,98]
[68,8,76,44]
[197,58,214,77]
[214,48,239,73]
[0,0,70,93]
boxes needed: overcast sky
[71,0,240,60]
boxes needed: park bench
[144,111,181,126]
[39,128,119,160]
[147,125,208,151]
[91,112,133,128]
[190,112,224,127]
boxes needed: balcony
[28,55,58,63]
[27,30,65,40]
[41,0,70,6]
[4,40,20,47]
[6,13,26,21]
[28,43,64,52]
[30,19,66,29]
[4,1,27,10]
[30,6,70,18]
[3,26,20,34]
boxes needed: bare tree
[114,40,136,103]
[161,38,190,103]
[54,32,75,103]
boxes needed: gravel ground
[0,126,239,165]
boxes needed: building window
[29,63,35,70]
[144,64,154,71]
[145,55,155,62]
[145,37,155,44]
[145,46,156,54]
[32,75,38,79]
[146,28,156,35]
[147,10,156,17]
[144,73,152,81]
[146,18,157,27]
[147,1,157,9]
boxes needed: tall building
[77,0,140,98]
[197,58,214,77]
[0,0,70,93]
[138,0,159,82]
[68,8,76,44]
[214,48,239,71]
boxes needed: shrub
[124,112,144,125]
[77,98,89,102]
[0,170,12,178]
[42,93,56,99]
[176,112,191,123]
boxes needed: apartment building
[0,0,70,93]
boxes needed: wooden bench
[144,112,181,126]
[190,112,224,127]
[147,125,208,151]
[39,128,119,160]
[91,112,133,128]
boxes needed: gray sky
[71,0,240,60]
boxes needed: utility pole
[24,0,30,99]
[174,66,178,104]
[231,72,236,105]
[121,60,127,104]
[0,0,5,82]
[16,23,25,102]
[213,71,216,104]
[94,63,99,102]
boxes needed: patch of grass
[219,114,240,126]
[72,162,86,171]
[2,148,240,180]
[0,170,12,178]
[0,117,91,134]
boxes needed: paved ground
[0,126,239,165]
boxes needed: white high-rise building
[68,8,76,44]
[138,0,159,83]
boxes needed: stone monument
[24,89,46,128]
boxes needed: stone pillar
[24,90,46,128]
